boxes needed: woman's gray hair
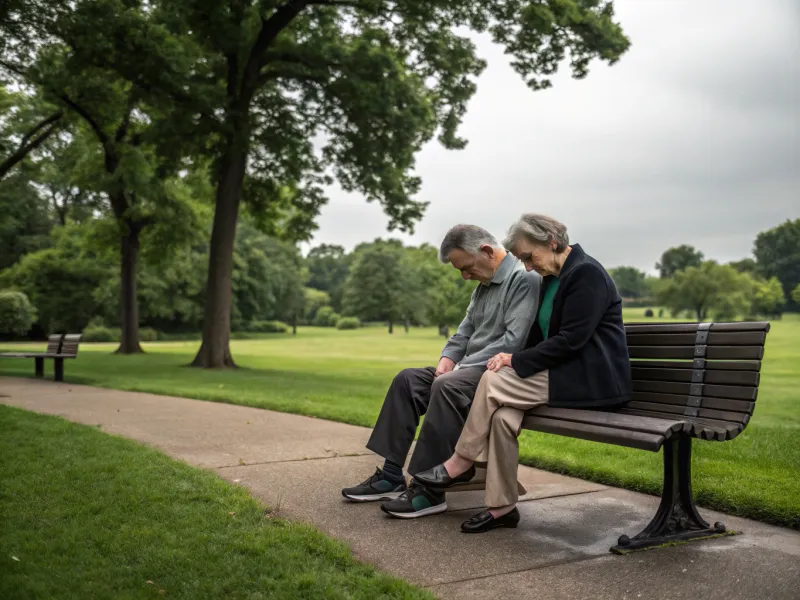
[438,224,500,263]
[503,213,569,252]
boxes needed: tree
[792,284,800,305]
[303,287,331,322]
[729,258,758,276]
[657,261,750,321]
[231,225,306,329]
[0,168,54,270]
[608,266,647,298]
[1,1,208,354]
[343,239,412,333]
[754,219,800,312]
[403,243,473,332]
[0,87,63,180]
[750,276,785,319]
[0,290,37,336]
[305,244,350,311]
[0,223,112,333]
[64,0,629,366]
[656,244,704,279]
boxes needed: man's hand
[435,356,456,378]
[487,353,512,372]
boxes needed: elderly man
[342,224,541,519]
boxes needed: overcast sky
[305,0,799,274]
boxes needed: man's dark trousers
[366,366,484,475]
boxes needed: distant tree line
[608,219,800,321]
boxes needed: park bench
[0,333,83,382]
[452,321,770,554]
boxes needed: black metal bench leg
[35,357,44,378]
[611,436,732,554]
[54,358,64,382]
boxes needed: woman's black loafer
[461,507,520,533]
[412,464,476,489]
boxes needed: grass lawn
[1,311,798,529]
[0,405,432,600]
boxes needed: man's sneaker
[380,481,447,519]
[342,468,407,502]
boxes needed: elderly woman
[413,214,632,533]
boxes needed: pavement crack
[215,452,373,469]
[423,553,610,589]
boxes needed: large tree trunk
[116,222,143,354]
[191,144,247,368]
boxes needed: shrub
[313,306,340,327]
[336,316,361,330]
[245,320,289,334]
[658,308,664,318]
[0,290,37,336]
[156,331,203,341]
[644,309,654,318]
[82,326,121,343]
[139,327,160,342]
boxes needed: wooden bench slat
[628,345,764,360]
[524,406,686,436]
[627,331,767,347]
[624,401,748,425]
[629,359,762,372]
[624,322,770,334]
[521,417,666,451]
[630,367,760,387]
[619,409,741,441]
[632,380,757,401]
[633,391,754,414]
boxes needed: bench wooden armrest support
[517,321,770,554]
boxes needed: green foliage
[342,239,411,328]
[609,266,647,298]
[0,169,54,270]
[729,258,758,275]
[404,243,473,328]
[336,316,361,330]
[656,244,704,278]
[657,261,752,321]
[231,226,306,330]
[313,306,340,327]
[82,325,121,343]
[0,224,110,332]
[244,320,290,334]
[793,284,800,305]
[139,327,159,342]
[754,219,800,311]
[305,245,350,311]
[303,287,331,321]
[751,277,786,318]
[0,290,37,336]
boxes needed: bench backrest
[60,333,83,357]
[45,334,64,354]
[621,321,769,441]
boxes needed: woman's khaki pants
[455,367,549,508]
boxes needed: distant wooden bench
[0,333,83,381]
[452,321,770,554]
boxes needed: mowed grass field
[1,310,798,528]
[0,406,432,599]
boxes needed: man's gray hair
[438,224,500,263]
[504,213,570,253]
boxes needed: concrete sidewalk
[2,376,798,599]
